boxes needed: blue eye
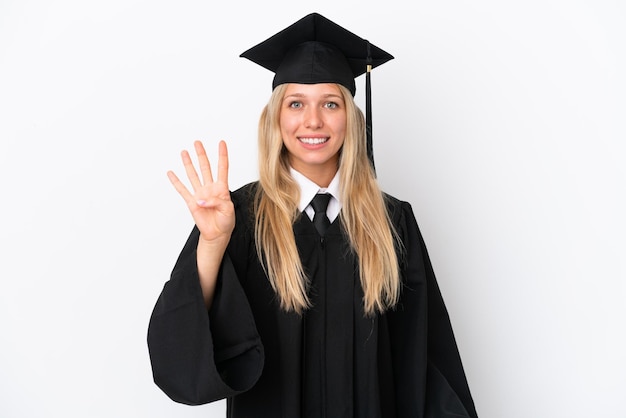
[289,101,302,108]
[324,102,338,109]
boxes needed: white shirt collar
[290,168,342,222]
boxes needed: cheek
[334,117,347,138]
[332,110,347,131]
[279,112,298,135]
[340,120,347,135]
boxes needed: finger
[194,140,214,185]
[196,195,227,209]
[167,170,193,202]
[217,140,229,186]
[181,149,202,192]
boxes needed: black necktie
[310,193,331,236]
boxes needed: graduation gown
[147,182,478,418]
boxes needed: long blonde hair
[254,83,401,316]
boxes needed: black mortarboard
[240,12,394,171]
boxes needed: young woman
[148,13,478,418]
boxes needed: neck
[297,166,337,188]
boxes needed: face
[279,83,347,183]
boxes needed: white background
[1,1,624,417]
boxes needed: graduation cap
[240,12,393,171]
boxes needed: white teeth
[299,137,328,145]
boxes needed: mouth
[298,136,329,145]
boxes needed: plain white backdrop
[1,1,624,417]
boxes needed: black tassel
[365,41,375,174]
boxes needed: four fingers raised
[170,140,230,191]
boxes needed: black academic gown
[147,182,478,418]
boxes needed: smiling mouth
[298,137,329,145]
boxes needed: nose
[304,107,323,129]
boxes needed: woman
[148,13,478,418]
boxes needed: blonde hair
[254,83,401,315]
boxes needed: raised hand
[168,140,235,247]
[168,140,235,307]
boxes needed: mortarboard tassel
[365,41,375,174]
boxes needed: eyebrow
[283,93,344,101]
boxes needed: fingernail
[196,200,207,206]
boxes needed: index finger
[217,140,229,186]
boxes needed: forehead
[283,83,343,97]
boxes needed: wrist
[197,234,231,252]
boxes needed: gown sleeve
[146,223,264,405]
[391,200,478,418]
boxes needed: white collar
[290,168,342,221]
